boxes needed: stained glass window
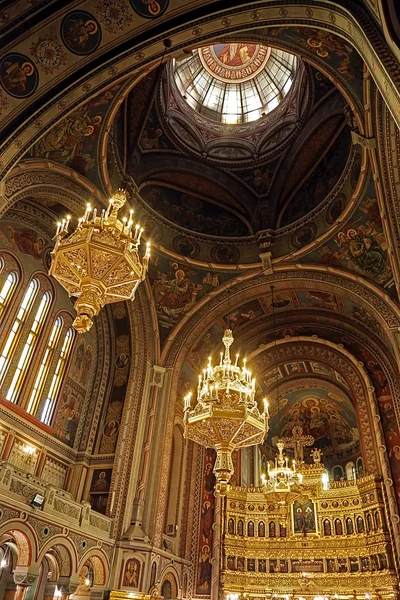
[6,291,51,403]
[0,279,38,385]
[26,316,63,415]
[40,327,74,425]
[0,272,17,319]
[174,45,297,124]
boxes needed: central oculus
[199,43,271,83]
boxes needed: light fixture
[54,588,62,598]
[49,189,150,333]
[0,558,6,568]
[184,328,269,494]
[85,579,90,587]
[263,286,298,491]
[263,440,299,491]
[23,444,35,455]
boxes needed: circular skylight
[174,43,298,125]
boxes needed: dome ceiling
[174,44,297,124]
[111,42,361,265]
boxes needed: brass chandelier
[184,329,269,495]
[49,189,150,333]
[262,441,300,491]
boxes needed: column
[3,579,17,600]
[58,577,78,600]
[43,584,58,600]
[89,587,108,600]
[211,492,222,600]
[12,572,39,600]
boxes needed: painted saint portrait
[103,420,119,438]
[123,558,140,587]
[172,235,200,259]
[215,43,257,67]
[0,53,38,98]
[198,544,211,591]
[53,380,84,446]
[293,498,317,534]
[130,0,169,18]
[90,469,112,492]
[7,226,45,259]
[61,11,101,55]
[116,352,130,369]
[70,338,93,388]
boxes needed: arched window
[346,461,355,480]
[374,510,381,530]
[6,290,51,403]
[321,471,329,490]
[40,327,74,425]
[0,279,38,386]
[367,513,373,532]
[228,518,235,535]
[26,316,63,414]
[0,272,17,319]
[258,521,265,537]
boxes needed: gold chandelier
[184,329,269,495]
[262,441,301,492]
[49,189,150,333]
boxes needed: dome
[173,43,298,124]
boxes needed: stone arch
[1,160,107,218]
[1,1,400,184]
[0,523,35,567]
[153,267,400,546]
[78,550,108,586]
[160,566,180,600]
[36,538,78,577]
[43,552,59,582]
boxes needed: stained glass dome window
[173,43,298,124]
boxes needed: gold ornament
[49,189,150,333]
[184,329,269,495]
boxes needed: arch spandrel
[161,267,400,369]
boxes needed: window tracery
[0,278,38,386]
[0,254,76,427]
[39,327,74,425]
[6,289,51,403]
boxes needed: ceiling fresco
[29,80,126,190]
[262,384,361,468]
[302,177,396,297]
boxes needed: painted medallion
[0,53,38,98]
[199,43,270,83]
[61,11,101,55]
[130,0,169,18]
